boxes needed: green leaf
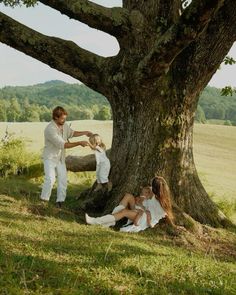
[220,86,236,96]
[223,56,236,65]
[0,0,37,8]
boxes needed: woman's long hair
[151,176,174,223]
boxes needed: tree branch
[66,150,111,172]
[66,154,96,172]
[137,0,224,78]
[39,0,130,39]
[171,0,236,97]
[0,11,108,94]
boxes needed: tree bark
[39,0,130,39]
[0,11,111,95]
[66,80,228,227]
[137,0,225,78]
[108,83,228,226]
[1,0,236,228]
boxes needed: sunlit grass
[0,185,236,294]
[0,175,236,294]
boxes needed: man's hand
[79,141,89,147]
[85,131,93,137]
[88,142,95,149]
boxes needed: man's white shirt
[42,120,74,163]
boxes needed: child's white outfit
[95,145,110,184]
[88,196,167,232]
[112,196,148,227]
[134,196,148,211]
[120,196,166,232]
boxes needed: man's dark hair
[52,106,68,120]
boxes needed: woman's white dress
[119,196,166,233]
[95,146,110,183]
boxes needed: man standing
[40,106,93,207]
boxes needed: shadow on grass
[0,251,118,295]
[0,241,234,295]
[0,176,88,223]
[1,176,236,267]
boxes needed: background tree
[0,99,7,121]
[1,0,236,227]
[94,106,112,120]
[7,97,21,122]
[195,106,206,124]
[1,82,236,124]
[226,104,236,125]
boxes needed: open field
[0,121,235,203]
[0,120,113,158]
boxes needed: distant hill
[0,81,111,122]
[0,80,108,107]
[0,81,235,124]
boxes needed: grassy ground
[193,124,236,199]
[0,176,236,295]
[0,121,235,206]
[0,121,236,294]
[1,121,235,198]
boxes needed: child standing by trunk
[88,134,112,191]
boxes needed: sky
[0,0,235,89]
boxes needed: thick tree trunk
[109,87,227,227]
[2,0,234,229]
[72,81,228,227]
[66,154,96,172]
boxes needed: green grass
[1,121,235,201]
[193,124,236,201]
[0,121,236,294]
[206,119,226,125]
[0,177,236,295]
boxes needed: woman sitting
[85,176,174,232]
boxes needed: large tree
[1,0,236,227]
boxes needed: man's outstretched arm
[72,131,93,138]
[64,141,88,149]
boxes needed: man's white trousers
[40,159,67,202]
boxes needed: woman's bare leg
[113,209,138,222]
[119,193,136,210]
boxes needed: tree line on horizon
[0,80,235,125]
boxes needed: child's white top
[135,196,148,211]
[95,145,109,164]
[120,196,166,233]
